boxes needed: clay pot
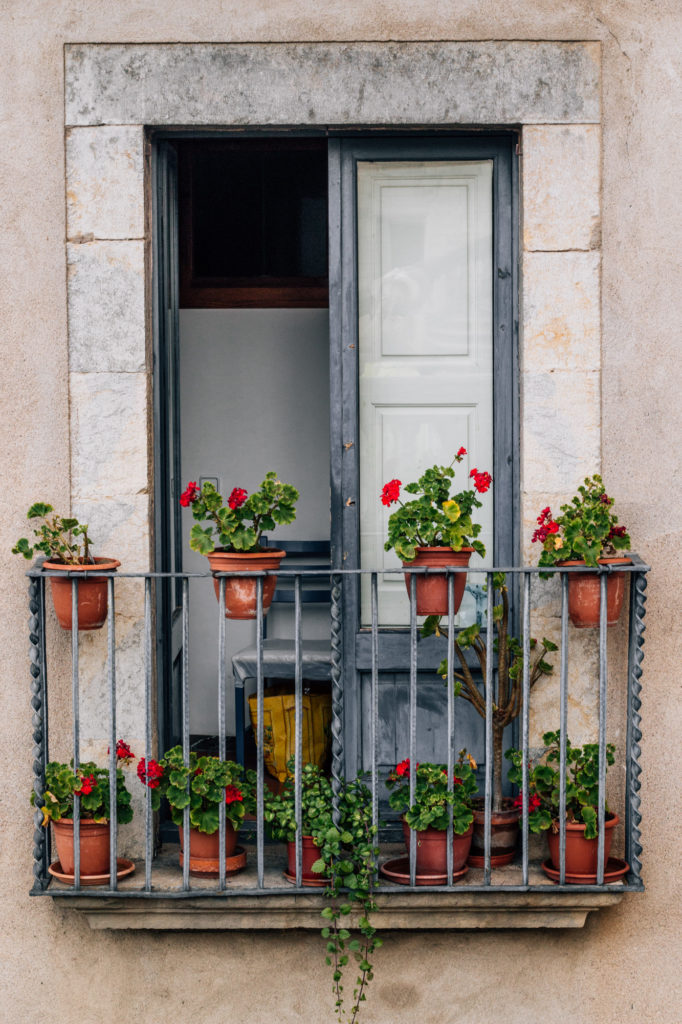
[560,558,631,628]
[286,836,325,886]
[402,547,473,617]
[206,549,286,619]
[467,798,521,867]
[178,822,240,877]
[52,818,111,876]
[43,558,120,631]
[547,813,619,876]
[402,820,473,875]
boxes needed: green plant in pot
[32,740,135,878]
[13,502,120,630]
[382,447,491,616]
[532,475,632,627]
[265,761,382,1023]
[422,571,557,866]
[506,730,619,881]
[179,473,299,619]
[137,746,256,877]
[385,755,478,878]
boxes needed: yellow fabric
[248,684,332,783]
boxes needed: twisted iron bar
[330,573,343,827]
[29,573,49,892]
[626,571,647,881]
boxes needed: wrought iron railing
[28,557,649,899]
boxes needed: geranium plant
[180,473,299,555]
[382,448,491,561]
[32,741,135,826]
[506,730,615,838]
[137,747,255,833]
[265,761,382,1024]
[532,475,631,570]
[385,755,478,833]
[13,503,94,564]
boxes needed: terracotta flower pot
[467,798,521,867]
[52,818,111,876]
[560,558,631,628]
[402,547,473,617]
[178,822,241,877]
[286,836,325,886]
[402,820,473,875]
[206,549,286,619]
[43,558,120,631]
[547,813,619,877]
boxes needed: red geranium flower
[108,739,134,763]
[381,479,401,506]
[608,524,627,539]
[179,481,200,507]
[228,487,248,510]
[469,469,492,494]
[456,446,467,458]
[513,791,541,812]
[74,773,97,797]
[395,758,411,777]
[224,785,243,804]
[137,757,164,789]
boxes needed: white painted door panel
[358,161,494,625]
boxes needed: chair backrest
[262,539,331,604]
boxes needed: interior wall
[179,307,330,733]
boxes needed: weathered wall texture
[1,3,681,1023]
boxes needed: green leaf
[190,524,215,555]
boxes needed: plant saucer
[541,857,629,885]
[48,857,135,886]
[380,856,468,886]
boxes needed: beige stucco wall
[1,3,681,1023]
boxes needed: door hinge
[515,142,522,156]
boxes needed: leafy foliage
[141,747,255,834]
[265,761,381,1024]
[383,453,489,562]
[184,472,299,555]
[423,572,557,812]
[535,475,631,570]
[13,503,94,564]
[33,758,134,826]
[506,730,616,839]
[385,758,478,834]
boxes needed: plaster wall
[1,4,681,1024]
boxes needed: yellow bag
[248,684,332,783]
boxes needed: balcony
[27,558,649,930]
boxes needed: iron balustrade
[27,558,649,898]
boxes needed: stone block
[523,125,601,251]
[66,126,144,240]
[522,370,601,494]
[522,251,601,372]
[65,42,600,127]
[72,495,150,574]
[70,372,149,499]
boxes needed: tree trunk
[492,724,505,813]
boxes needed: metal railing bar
[446,572,455,884]
[256,578,265,889]
[144,577,153,892]
[597,573,608,886]
[294,576,303,888]
[39,574,51,872]
[71,579,80,890]
[370,572,379,840]
[218,577,226,891]
[181,578,190,892]
[521,572,531,887]
[409,573,417,888]
[559,573,568,885]
[107,577,117,891]
[483,572,494,886]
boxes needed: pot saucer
[283,870,327,887]
[48,857,135,886]
[380,856,468,886]
[541,857,629,885]
[180,845,247,877]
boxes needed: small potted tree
[32,740,135,880]
[13,503,120,630]
[179,473,299,619]
[137,747,255,877]
[384,756,478,880]
[532,475,631,627]
[422,571,557,866]
[382,447,491,616]
[506,730,623,882]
